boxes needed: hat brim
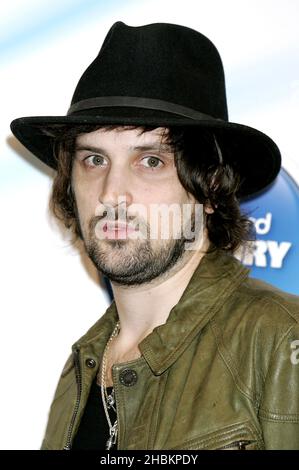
[10,108,281,200]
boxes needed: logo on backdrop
[237,168,299,295]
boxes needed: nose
[97,164,133,214]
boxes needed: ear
[204,203,214,214]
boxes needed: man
[10,22,299,450]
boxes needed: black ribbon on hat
[67,96,220,121]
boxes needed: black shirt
[71,377,117,450]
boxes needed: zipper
[63,347,82,450]
[112,366,121,451]
[217,439,255,450]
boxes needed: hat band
[67,96,219,121]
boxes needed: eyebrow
[75,143,173,154]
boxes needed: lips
[101,221,137,240]
[103,222,136,232]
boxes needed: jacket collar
[73,248,250,374]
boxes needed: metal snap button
[119,368,138,386]
[85,358,97,368]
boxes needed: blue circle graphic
[240,168,299,295]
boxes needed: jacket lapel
[139,249,250,374]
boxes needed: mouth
[102,221,137,239]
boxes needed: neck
[110,237,210,350]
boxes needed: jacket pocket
[170,421,263,450]
[216,439,257,450]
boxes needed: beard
[85,235,187,286]
[78,210,198,287]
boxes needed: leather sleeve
[258,324,299,449]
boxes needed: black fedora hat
[10,21,281,198]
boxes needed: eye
[141,156,164,169]
[84,155,107,167]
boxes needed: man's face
[71,127,206,286]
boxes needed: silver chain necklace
[100,322,120,450]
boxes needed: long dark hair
[41,124,255,252]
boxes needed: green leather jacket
[41,248,299,450]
